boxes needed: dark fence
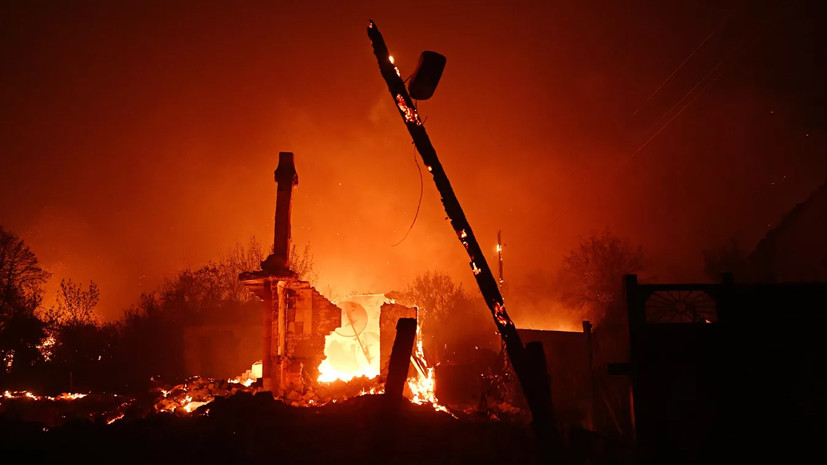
[624,274,827,464]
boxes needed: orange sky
[1,1,823,322]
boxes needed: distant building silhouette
[748,177,827,281]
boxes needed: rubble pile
[154,373,386,412]
[0,372,395,429]
[153,377,256,413]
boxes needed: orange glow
[515,316,583,333]
[1,3,816,335]
[317,295,383,383]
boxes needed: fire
[315,295,450,413]
[406,330,450,414]
[55,392,87,400]
[180,395,209,413]
[36,335,56,362]
[388,55,401,77]
[1,390,87,401]
[317,296,382,383]
[358,385,385,396]
[228,360,262,387]
[395,94,422,125]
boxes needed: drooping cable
[391,142,424,246]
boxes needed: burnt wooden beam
[367,21,557,446]
[385,317,417,399]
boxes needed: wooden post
[583,320,596,430]
[367,19,558,451]
[624,274,641,444]
[525,341,558,461]
[385,318,417,399]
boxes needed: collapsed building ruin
[238,152,341,392]
[239,152,416,393]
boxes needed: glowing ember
[395,94,422,125]
[3,351,12,373]
[471,261,482,275]
[0,390,87,402]
[493,302,510,328]
[37,335,56,362]
[154,385,213,414]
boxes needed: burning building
[239,152,342,393]
[239,152,419,394]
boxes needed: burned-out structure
[239,152,418,393]
[239,152,342,392]
[747,177,827,282]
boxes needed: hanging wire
[622,24,759,166]
[545,14,771,228]
[631,11,734,117]
[391,141,424,246]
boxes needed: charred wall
[286,283,342,382]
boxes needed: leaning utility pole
[367,20,557,454]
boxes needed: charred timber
[385,318,417,400]
[367,19,557,446]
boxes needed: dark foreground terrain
[1,392,549,465]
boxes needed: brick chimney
[261,152,298,275]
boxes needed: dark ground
[0,392,551,465]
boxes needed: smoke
[1,1,822,322]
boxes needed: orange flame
[406,329,450,414]
[317,296,382,383]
